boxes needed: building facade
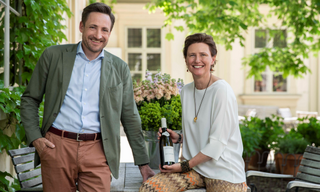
[64,0,320,116]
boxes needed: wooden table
[110,163,205,192]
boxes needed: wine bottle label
[162,132,170,137]
[163,146,175,162]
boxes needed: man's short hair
[82,2,115,31]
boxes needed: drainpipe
[4,0,10,88]
[318,51,320,114]
[18,0,22,85]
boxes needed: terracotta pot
[275,153,303,176]
[244,149,270,171]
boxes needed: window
[254,29,287,93]
[126,27,162,83]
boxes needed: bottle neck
[162,128,167,132]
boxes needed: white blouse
[181,80,246,183]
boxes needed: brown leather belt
[48,126,101,141]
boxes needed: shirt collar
[77,42,105,61]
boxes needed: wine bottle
[159,118,175,169]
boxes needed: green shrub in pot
[240,115,285,156]
[239,117,263,157]
[275,129,309,176]
[241,115,285,171]
[277,130,309,154]
[260,115,285,150]
[296,117,320,147]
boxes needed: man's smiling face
[79,12,112,60]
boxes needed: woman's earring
[210,65,214,71]
[187,69,189,72]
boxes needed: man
[20,3,155,192]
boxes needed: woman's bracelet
[180,160,192,173]
[175,133,181,144]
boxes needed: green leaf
[18,16,29,24]
[174,26,184,32]
[30,0,40,11]
[20,32,28,43]
[16,50,24,60]
[165,32,174,41]
[0,132,8,152]
[0,105,9,114]
[10,178,21,191]
[0,172,11,185]
[10,136,20,150]
[15,124,25,142]
[229,0,238,6]
[24,45,31,55]
[24,0,31,4]
[239,23,247,30]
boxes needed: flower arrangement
[133,70,184,131]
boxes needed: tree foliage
[146,0,320,78]
[0,0,72,86]
[88,0,117,7]
[0,0,71,190]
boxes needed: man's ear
[79,21,84,33]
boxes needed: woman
[140,33,247,192]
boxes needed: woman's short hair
[183,33,217,59]
[82,2,115,31]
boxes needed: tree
[146,0,320,79]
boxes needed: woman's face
[185,43,216,77]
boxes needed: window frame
[124,26,165,82]
[251,27,290,94]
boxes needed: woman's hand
[159,163,182,173]
[157,128,181,143]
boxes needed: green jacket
[20,43,149,179]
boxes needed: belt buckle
[76,133,83,141]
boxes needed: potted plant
[133,70,184,168]
[240,117,262,157]
[240,115,285,171]
[275,130,309,176]
[296,117,320,147]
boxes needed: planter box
[244,149,270,171]
[275,153,303,176]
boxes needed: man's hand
[32,137,55,156]
[159,163,182,173]
[139,164,155,183]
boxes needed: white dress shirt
[52,42,104,133]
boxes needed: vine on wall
[0,0,71,191]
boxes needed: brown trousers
[40,132,111,192]
[139,170,247,192]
